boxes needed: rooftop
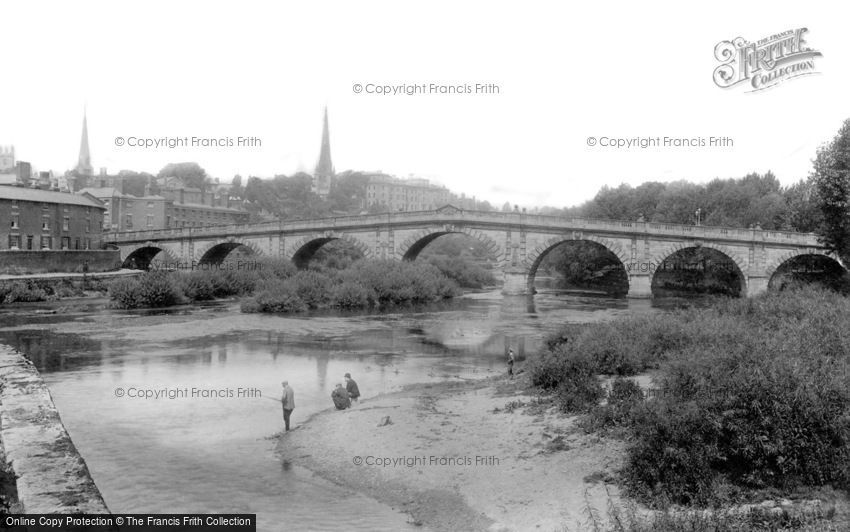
[79,187,167,201]
[0,185,105,208]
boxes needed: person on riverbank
[344,373,360,405]
[332,383,351,410]
[507,349,515,377]
[281,381,295,431]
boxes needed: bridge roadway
[103,205,835,298]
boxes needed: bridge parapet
[103,208,821,247]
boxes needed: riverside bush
[287,270,333,309]
[243,260,460,314]
[425,256,497,289]
[241,279,307,313]
[531,287,850,506]
[331,280,374,308]
[109,271,183,309]
[1,282,49,303]
[109,258,298,309]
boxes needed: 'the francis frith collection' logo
[713,28,822,92]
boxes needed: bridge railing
[103,208,821,246]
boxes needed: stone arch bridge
[103,206,837,298]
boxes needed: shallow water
[0,290,696,531]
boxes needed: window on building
[86,219,91,233]
[147,202,155,208]
[26,236,33,250]
[166,215,171,228]
[63,205,70,213]
[125,214,133,229]
[42,203,49,211]
[75,238,80,250]
[10,216,18,229]
[42,217,50,230]
[63,217,70,231]
[40,236,51,250]
[61,236,70,249]
[146,215,154,228]
[8,235,20,249]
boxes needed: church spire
[75,108,94,177]
[313,106,333,196]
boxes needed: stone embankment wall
[0,250,120,275]
[0,345,109,512]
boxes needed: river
[0,289,693,531]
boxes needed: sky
[2,1,849,207]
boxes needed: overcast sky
[2,1,848,207]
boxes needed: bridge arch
[122,244,180,270]
[195,239,264,266]
[524,235,631,292]
[764,249,844,280]
[648,242,748,296]
[288,232,373,269]
[397,226,504,262]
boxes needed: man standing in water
[281,381,295,431]
[344,373,360,405]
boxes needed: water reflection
[0,290,703,531]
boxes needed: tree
[117,170,155,197]
[229,174,244,200]
[157,162,209,191]
[784,179,821,232]
[812,119,850,261]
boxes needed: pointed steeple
[313,106,333,196]
[315,106,333,176]
[75,108,94,177]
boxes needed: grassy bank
[0,278,110,304]
[528,287,850,522]
[107,258,461,312]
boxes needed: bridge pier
[626,274,652,298]
[501,267,530,295]
[746,276,768,297]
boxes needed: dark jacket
[332,387,351,410]
[281,385,295,410]
[346,379,360,400]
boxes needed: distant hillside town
[0,107,494,242]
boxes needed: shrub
[425,256,497,289]
[287,270,333,308]
[176,271,220,301]
[330,280,374,309]
[108,272,183,309]
[585,377,646,431]
[2,282,48,303]
[533,288,850,507]
[242,280,307,313]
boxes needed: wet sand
[277,375,626,532]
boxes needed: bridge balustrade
[103,208,820,247]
